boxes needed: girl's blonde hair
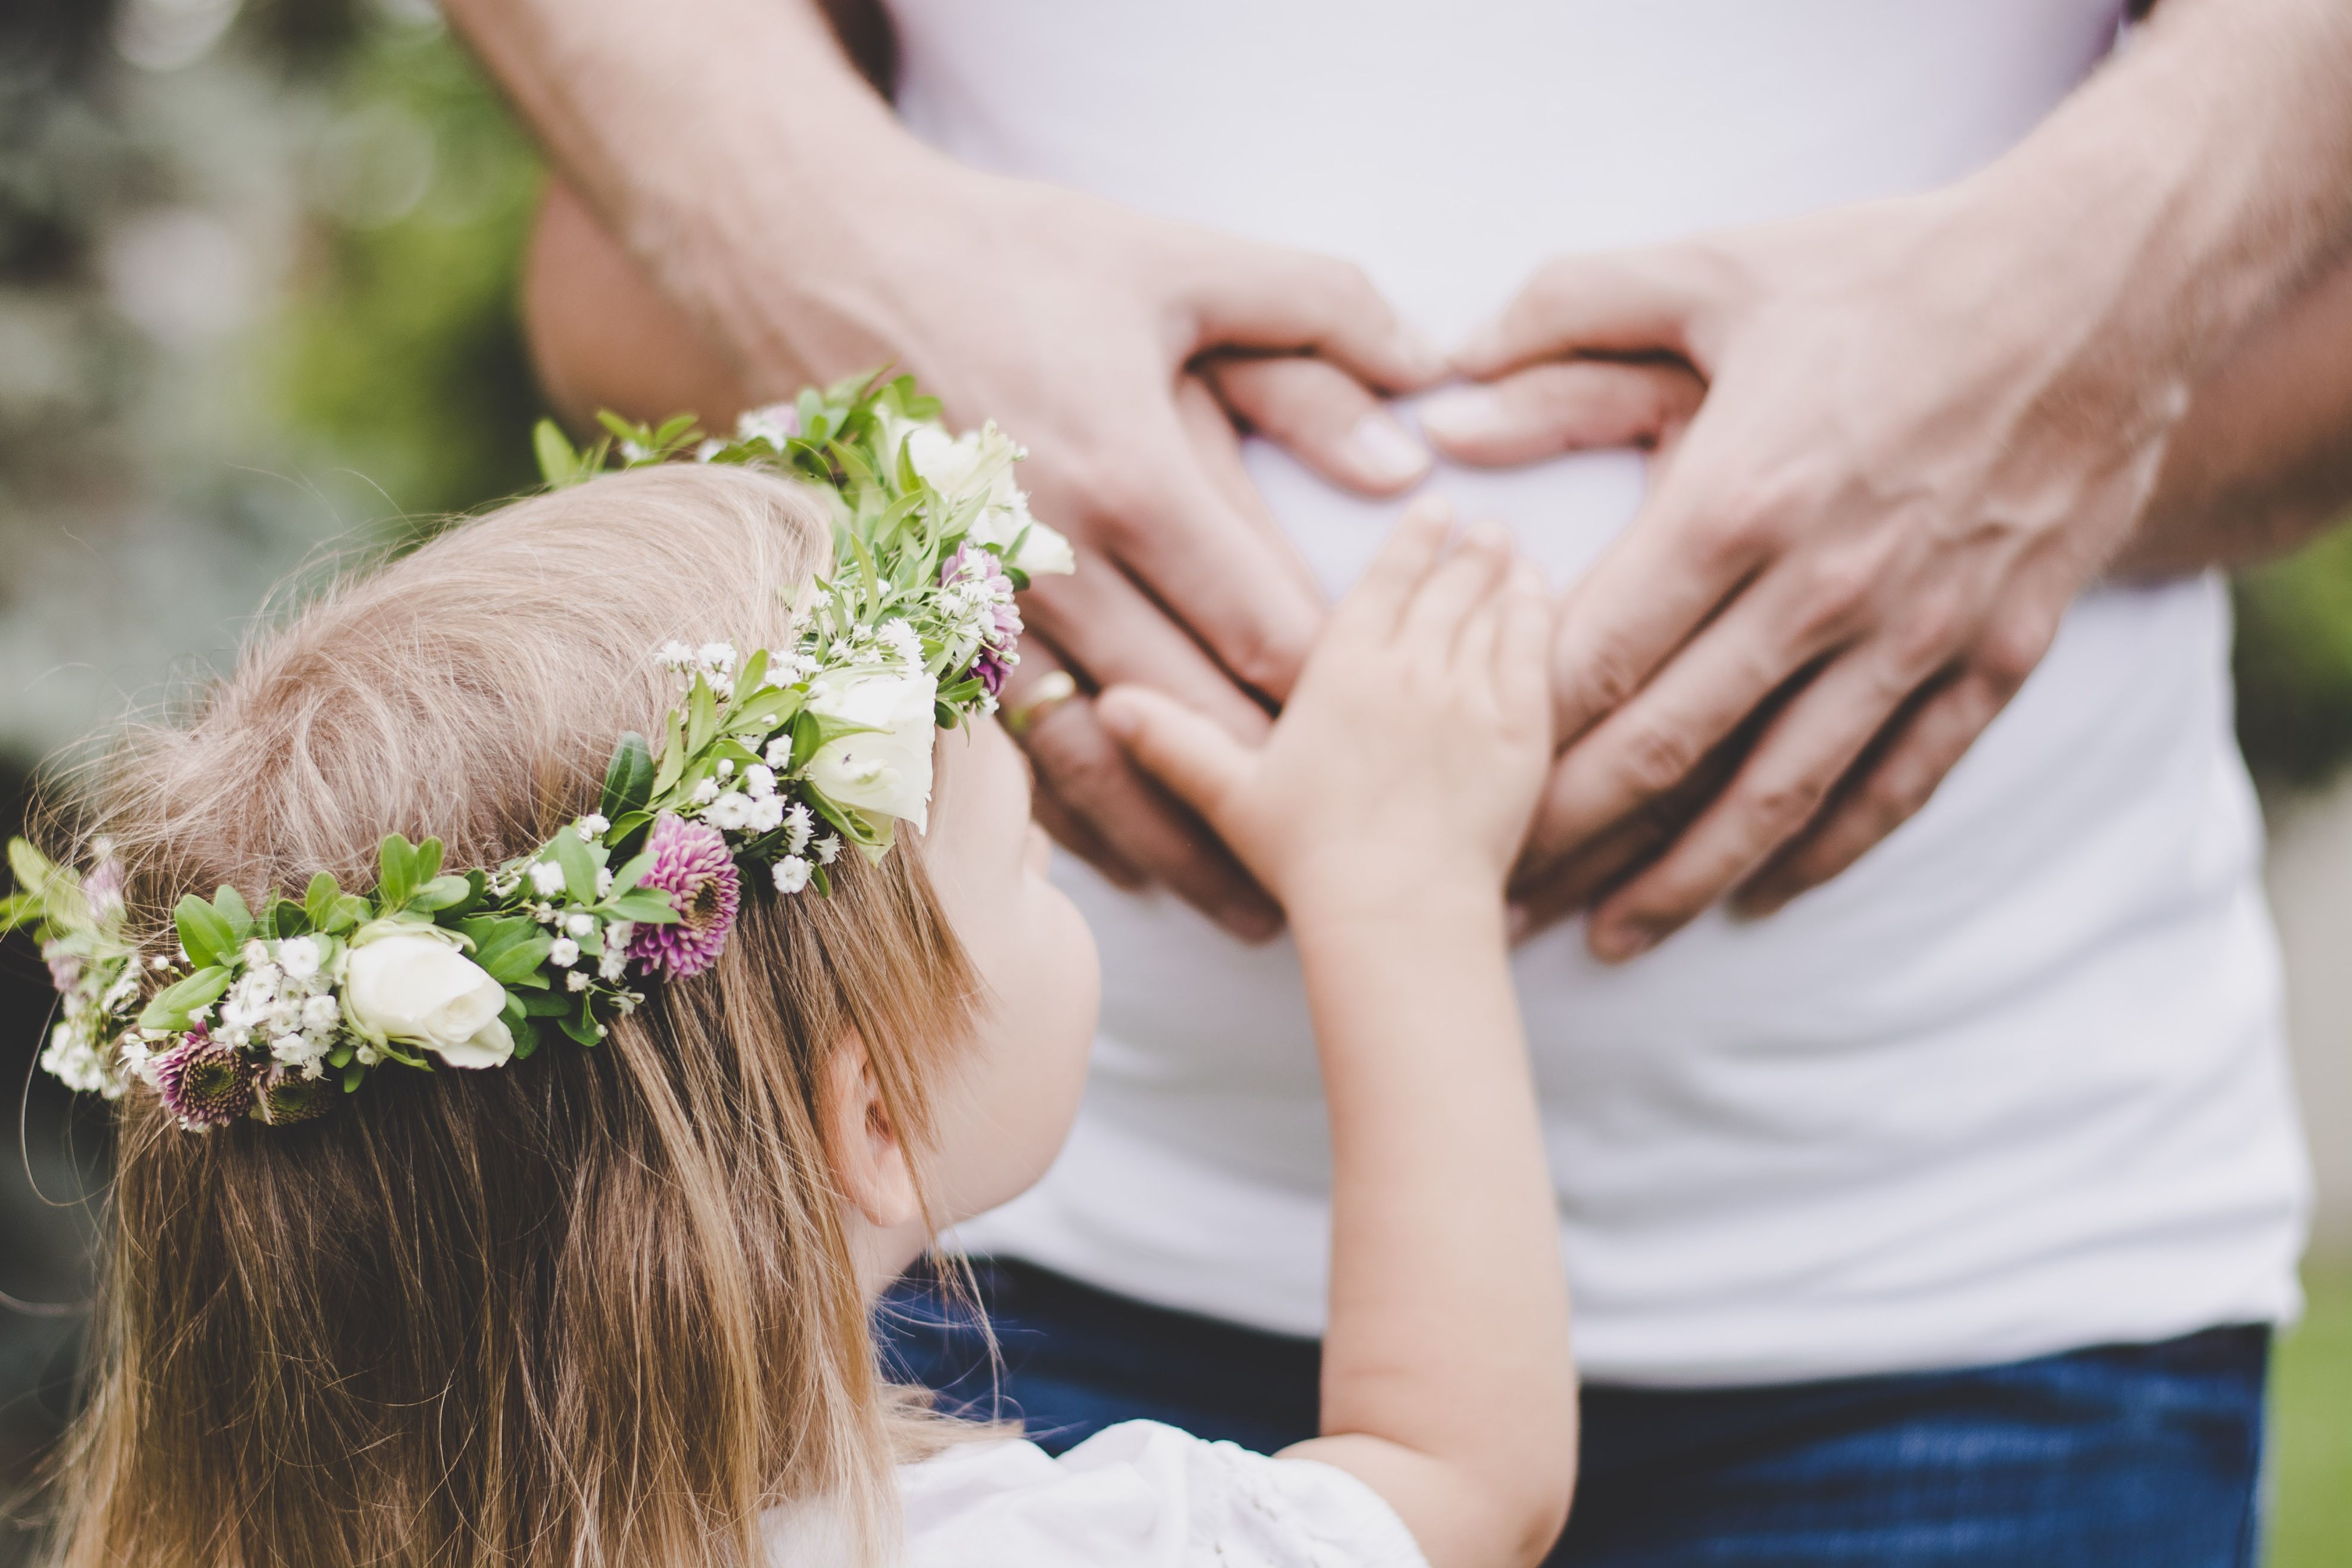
[45,465,979,1566]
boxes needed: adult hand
[744,161,1443,938]
[1444,185,2192,961]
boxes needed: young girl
[8,388,1572,1566]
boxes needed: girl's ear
[823,1034,923,1231]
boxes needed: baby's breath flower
[772,856,812,895]
[564,912,596,939]
[549,937,581,968]
[576,813,609,840]
[277,936,322,981]
[566,970,591,993]
[690,777,721,806]
[528,861,566,897]
[744,763,776,798]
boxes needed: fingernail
[1419,386,1507,443]
[1398,324,1448,382]
[1224,902,1284,943]
[1095,694,1139,740]
[1454,319,1504,369]
[1345,409,1431,487]
[1591,919,1658,964]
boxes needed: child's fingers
[1338,494,1456,636]
[1456,566,1507,679]
[1402,518,1512,653]
[1096,685,1256,823]
[1497,562,1553,729]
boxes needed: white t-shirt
[761,1422,1426,1567]
[895,1,2313,1384]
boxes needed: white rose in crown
[341,927,514,1070]
[805,663,941,837]
[895,417,1074,578]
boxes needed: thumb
[1096,685,1256,823]
[1456,247,1725,380]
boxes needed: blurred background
[0,1,2344,1561]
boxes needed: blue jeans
[878,1260,2269,1566]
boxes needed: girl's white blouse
[766,1421,1427,1567]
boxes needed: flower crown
[0,373,1072,1130]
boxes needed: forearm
[2115,255,2352,578]
[443,0,943,388]
[1951,0,2352,433]
[1281,887,1573,1567]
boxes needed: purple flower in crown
[942,544,1025,696]
[83,858,123,915]
[626,813,741,980]
[152,1024,256,1130]
[41,942,82,996]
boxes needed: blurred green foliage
[2236,535,2352,788]
[268,18,541,525]
[2272,1262,2352,1567]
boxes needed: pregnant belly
[1239,415,1650,597]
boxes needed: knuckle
[1882,594,1968,678]
[1689,496,1784,571]
[1740,769,1829,841]
[1565,636,1649,717]
[1973,612,2056,691]
[1220,619,1310,696]
[1793,549,1885,639]
[1616,720,1702,797]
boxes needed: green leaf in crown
[0,372,1073,1130]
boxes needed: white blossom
[803,664,941,832]
[703,791,755,831]
[698,641,736,674]
[771,856,812,895]
[814,836,842,865]
[549,937,581,968]
[599,947,630,983]
[595,867,615,897]
[342,930,512,1070]
[764,737,793,768]
[736,404,798,448]
[276,936,322,981]
[747,794,786,834]
[783,803,814,855]
[877,618,922,668]
[577,813,610,840]
[658,640,696,671]
[744,763,777,797]
[566,970,591,993]
[690,777,722,806]
[564,913,597,939]
[242,940,270,968]
[301,995,342,1032]
[529,861,567,897]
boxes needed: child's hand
[1099,499,1553,914]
